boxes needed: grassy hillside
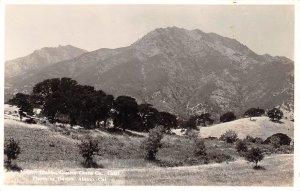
[4,106,294,186]
[200,117,294,140]
[5,154,293,186]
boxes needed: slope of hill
[200,117,294,140]
[5,45,87,99]
[5,27,294,117]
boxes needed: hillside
[4,27,294,117]
[200,117,294,140]
[4,105,294,186]
[5,45,87,99]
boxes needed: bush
[220,130,238,143]
[243,135,263,144]
[194,138,207,157]
[264,133,292,146]
[4,138,21,171]
[220,112,236,123]
[78,138,102,168]
[207,152,234,163]
[245,147,264,168]
[236,140,248,153]
[141,126,164,160]
[269,136,281,148]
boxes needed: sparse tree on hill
[267,108,283,122]
[220,112,236,123]
[78,138,101,168]
[4,138,21,169]
[243,108,265,121]
[141,126,164,160]
[197,113,214,127]
[245,147,264,169]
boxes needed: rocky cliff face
[5,27,294,118]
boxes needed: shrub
[264,133,292,146]
[243,108,265,120]
[236,140,248,153]
[220,130,238,143]
[185,129,199,140]
[4,138,21,170]
[194,138,207,157]
[220,112,236,123]
[245,147,264,168]
[78,138,101,168]
[267,108,283,122]
[243,135,263,144]
[207,152,234,163]
[141,126,164,161]
[269,136,281,148]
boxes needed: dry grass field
[5,154,293,186]
[200,117,294,140]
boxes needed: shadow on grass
[253,165,266,170]
[4,164,23,172]
[270,120,284,124]
[81,161,104,169]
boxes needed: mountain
[5,27,294,118]
[5,45,87,97]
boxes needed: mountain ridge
[5,27,294,118]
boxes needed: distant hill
[200,117,294,140]
[5,45,87,99]
[5,27,294,117]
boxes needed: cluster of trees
[8,78,285,132]
[219,107,284,124]
[8,78,179,132]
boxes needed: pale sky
[5,5,294,61]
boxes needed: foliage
[245,147,264,168]
[236,140,248,153]
[158,111,177,131]
[267,108,283,122]
[243,108,265,120]
[270,136,281,148]
[220,130,238,143]
[194,138,207,157]
[138,103,160,131]
[264,133,291,146]
[113,96,140,131]
[4,138,21,168]
[8,93,33,121]
[243,135,263,144]
[141,126,164,160]
[78,138,101,168]
[220,112,236,123]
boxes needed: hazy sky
[5,5,294,60]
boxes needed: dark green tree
[138,103,160,131]
[267,108,283,122]
[113,96,140,131]
[245,147,264,168]
[220,112,236,123]
[243,108,265,121]
[158,111,177,131]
